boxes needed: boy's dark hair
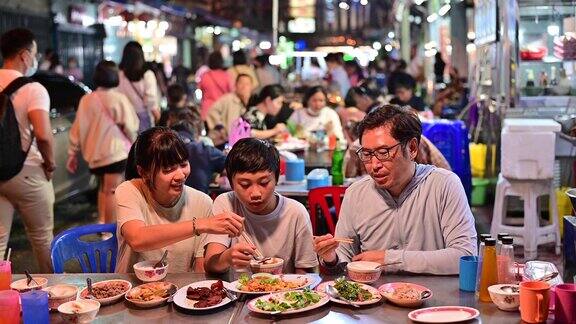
[208,51,225,70]
[232,50,248,65]
[129,127,189,188]
[325,52,342,64]
[119,41,146,82]
[225,138,280,186]
[236,73,253,84]
[93,60,119,88]
[356,104,422,146]
[394,73,416,92]
[302,86,327,107]
[167,108,204,139]
[0,28,35,59]
[167,84,186,106]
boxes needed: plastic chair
[51,223,118,273]
[308,186,347,235]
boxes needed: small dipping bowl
[43,284,78,310]
[346,261,382,284]
[133,260,168,282]
[488,284,520,311]
[58,299,100,323]
[10,277,48,293]
[250,257,284,275]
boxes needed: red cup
[554,283,576,324]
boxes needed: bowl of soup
[43,284,78,310]
[58,299,100,323]
[346,261,382,283]
[250,257,284,275]
[10,277,48,293]
[133,260,168,282]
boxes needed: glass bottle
[475,234,492,294]
[331,142,344,185]
[478,238,498,302]
[497,236,515,284]
[496,232,510,254]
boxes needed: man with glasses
[314,105,476,275]
[0,28,55,272]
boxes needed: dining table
[12,272,556,323]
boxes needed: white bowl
[43,284,78,310]
[346,261,382,283]
[250,257,284,275]
[10,277,48,292]
[58,299,100,323]
[133,260,168,282]
[488,284,520,311]
[79,279,132,306]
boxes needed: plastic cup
[0,262,11,291]
[21,290,49,324]
[0,290,20,324]
[459,256,478,292]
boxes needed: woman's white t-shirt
[115,179,212,273]
[288,107,346,144]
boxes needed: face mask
[25,55,38,77]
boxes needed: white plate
[125,282,177,309]
[316,281,382,306]
[247,290,330,315]
[173,280,232,311]
[227,274,322,295]
[408,306,480,323]
[79,280,132,306]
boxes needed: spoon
[154,250,168,268]
[499,285,520,294]
[167,284,178,303]
[86,278,95,299]
[535,272,559,282]
[325,285,360,308]
[223,287,238,302]
[24,270,39,287]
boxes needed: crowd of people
[0,27,474,275]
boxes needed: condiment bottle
[497,236,515,284]
[475,234,492,294]
[478,238,498,302]
[331,142,344,185]
[496,232,509,254]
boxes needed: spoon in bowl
[325,285,360,308]
[86,278,95,300]
[154,250,168,269]
[24,270,39,287]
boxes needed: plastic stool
[490,173,561,260]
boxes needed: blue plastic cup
[21,290,49,324]
[459,255,479,292]
[285,159,305,182]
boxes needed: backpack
[0,77,35,181]
[228,117,251,147]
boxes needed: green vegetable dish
[255,288,322,312]
[333,277,374,301]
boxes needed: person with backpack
[117,41,160,133]
[66,61,139,228]
[0,28,55,273]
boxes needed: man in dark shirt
[389,74,427,111]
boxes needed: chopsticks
[240,231,265,259]
[313,236,355,244]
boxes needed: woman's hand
[313,234,339,264]
[195,212,244,237]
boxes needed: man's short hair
[356,104,422,146]
[225,138,280,186]
[0,28,35,59]
[167,84,186,105]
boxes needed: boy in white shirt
[204,138,318,274]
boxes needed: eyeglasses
[356,142,403,163]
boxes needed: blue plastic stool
[51,223,118,273]
[422,119,472,202]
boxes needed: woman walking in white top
[117,41,160,133]
[67,61,139,225]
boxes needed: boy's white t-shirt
[204,191,319,273]
[115,179,212,273]
[0,69,50,166]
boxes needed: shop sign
[288,17,316,33]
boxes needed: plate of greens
[316,277,382,306]
[228,273,321,295]
[247,288,329,315]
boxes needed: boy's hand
[313,234,339,264]
[224,242,256,269]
